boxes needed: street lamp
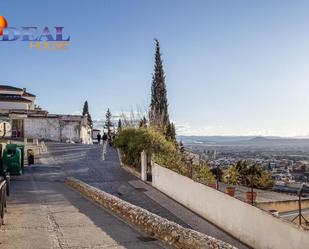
[216,164,220,190]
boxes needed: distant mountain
[177,135,309,147]
[177,135,274,144]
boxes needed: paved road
[1,143,249,249]
[42,143,249,249]
[0,145,167,249]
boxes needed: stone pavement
[0,147,167,248]
[42,143,249,249]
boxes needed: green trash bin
[3,144,24,175]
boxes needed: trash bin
[27,149,34,165]
[3,144,24,175]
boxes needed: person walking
[102,133,108,143]
[97,133,102,144]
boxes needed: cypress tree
[82,101,89,116]
[149,39,169,133]
[105,108,113,138]
[165,121,176,140]
[82,100,93,128]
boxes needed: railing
[0,176,9,226]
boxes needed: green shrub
[114,127,176,170]
[192,163,216,184]
[114,127,215,186]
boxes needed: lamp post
[216,164,220,190]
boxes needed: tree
[211,167,224,182]
[223,165,241,186]
[234,161,274,190]
[165,121,176,141]
[139,116,147,128]
[257,171,274,189]
[235,160,248,185]
[117,119,122,133]
[105,108,113,138]
[179,141,185,153]
[82,100,93,128]
[245,164,262,188]
[149,39,170,133]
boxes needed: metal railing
[0,175,9,226]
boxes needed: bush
[114,127,215,185]
[114,128,176,170]
[193,163,216,184]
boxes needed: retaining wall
[152,163,309,249]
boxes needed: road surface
[1,143,249,249]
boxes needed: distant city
[180,135,309,191]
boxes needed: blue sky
[1,0,309,136]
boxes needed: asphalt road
[0,144,167,249]
[1,143,249,249]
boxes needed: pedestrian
[102,133,108,143]
[97,133,102,144]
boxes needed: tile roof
[0,85,36,97]
[0,85,23,91]
[0,94,32,103]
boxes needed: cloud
[71,110,82,115]
[174,122,214,136]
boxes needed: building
[0,85,92,143]
[0,85,37,110]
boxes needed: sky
[1,0,309,137]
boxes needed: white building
[0,85,92,144]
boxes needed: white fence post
[141,151,147,181]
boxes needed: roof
[22,91,36,97]
[0,94,32,103]
[0,85,23,91]
[0,85,36,97]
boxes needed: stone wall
[65,177,236,249]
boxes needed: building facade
[0,85,92,143]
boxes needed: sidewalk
[0,168,166,248]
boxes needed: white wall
[24,118,61,141]
[24,117,88,143]
[152,163,309,249]
[0,102,29,110]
